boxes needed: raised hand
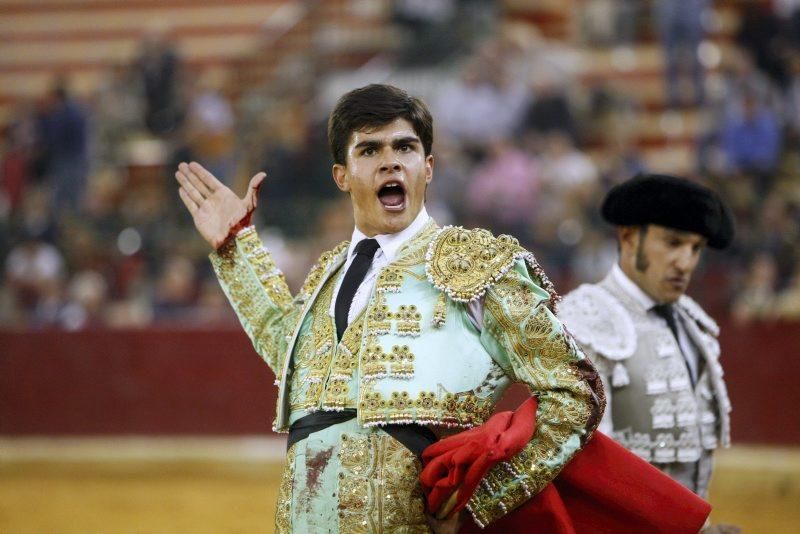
[175,162,266,249]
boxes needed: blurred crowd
[1,0,799,330]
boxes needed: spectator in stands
[185,68,236,185]
[732,253,779,323]
[434,53,529,151]
[465,137,540,239]
[775,266,800,319]
[782,2,800,50]
[391,0,458,65]
[699,47,782,175]
[4,232,65,325]
[721,90,782,191]
[736,2,790,89]
[580,0,641,47]
[785,55,800,145]
[257,99,319,233]
[656,0,710,107]
[152,254,198,322]
[134,26,183,135]
[0,101,36,216]
[704,48,783,143]
[92,63,144,167]
[580,0,616,46]
[538,130,599,201]
[60,269,108,330]
[37,80,89,216]
[757,193,799,288]
[425,134,470,223]
[519,78,578,146]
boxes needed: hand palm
[193,186,247,249]
[175,162,266,249]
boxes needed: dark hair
[327,84,433,165]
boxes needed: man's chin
[659,290,683,304]
[378,205,416,230]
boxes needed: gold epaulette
[297,240,349,302]
[424,226,559,305]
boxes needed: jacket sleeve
[209,226,300,374]
[469,260,605,527]
[583,348,615,435]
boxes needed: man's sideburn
[635,226,650,272]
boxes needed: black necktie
[651,303,679,342]
[335,238,380,340]
[652,303,698,385]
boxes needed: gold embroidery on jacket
[358,388,494,428]
[395,304,422,337]
[424,225,560,309]
[337,433,430,532]
[210,232,295,372]
[366,292,422,339]
[362,338,415,381]
[368,292,393,335]
[373,220,438,295]
[320,313,365,411]
[467,275,596,527]
[275,444,296,533]
[297,241,349,302]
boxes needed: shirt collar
[611,262,657,311]
[347,206,430,263]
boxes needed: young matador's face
[333,118,433,237]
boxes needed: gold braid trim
[297,240,350,303]
[209,226,296,371]
[274,444,296,533]
[424,226,560,310]
[465,272,598,526]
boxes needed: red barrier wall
[1,321,799,444]
[0,329,277,435]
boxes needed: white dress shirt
[329,207,483,331]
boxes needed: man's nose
[379,151,402,172]
[675,247,694,271]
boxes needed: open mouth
[377,181,406,211]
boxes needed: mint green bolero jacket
[210,220,604,527]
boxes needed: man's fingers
[245,172,267,209]
[178,162,213,198]
[188,161,222,193]
[176,171,206,206]
[249,172,266,192]
[436,490,460,520]
[178,187,199,214]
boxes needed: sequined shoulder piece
[559,284,636,361]
[297,240,349,302]
[424,225,558,304]
[677,294,719,337]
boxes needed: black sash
[287,409,438,459]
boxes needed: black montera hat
[601,174,735,249]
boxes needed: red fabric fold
[420,397,711,533]
[420,398,538,517]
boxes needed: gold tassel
[432,292,447,328]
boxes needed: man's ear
[424,154,434,185]
[617,226,638,253]
[332,163,350,192]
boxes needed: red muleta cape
[420,398,711,533]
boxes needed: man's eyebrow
[391,136,420,146]
[353,139,384,150]
[664,229,705,243]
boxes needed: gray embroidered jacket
[559,270,731,464]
